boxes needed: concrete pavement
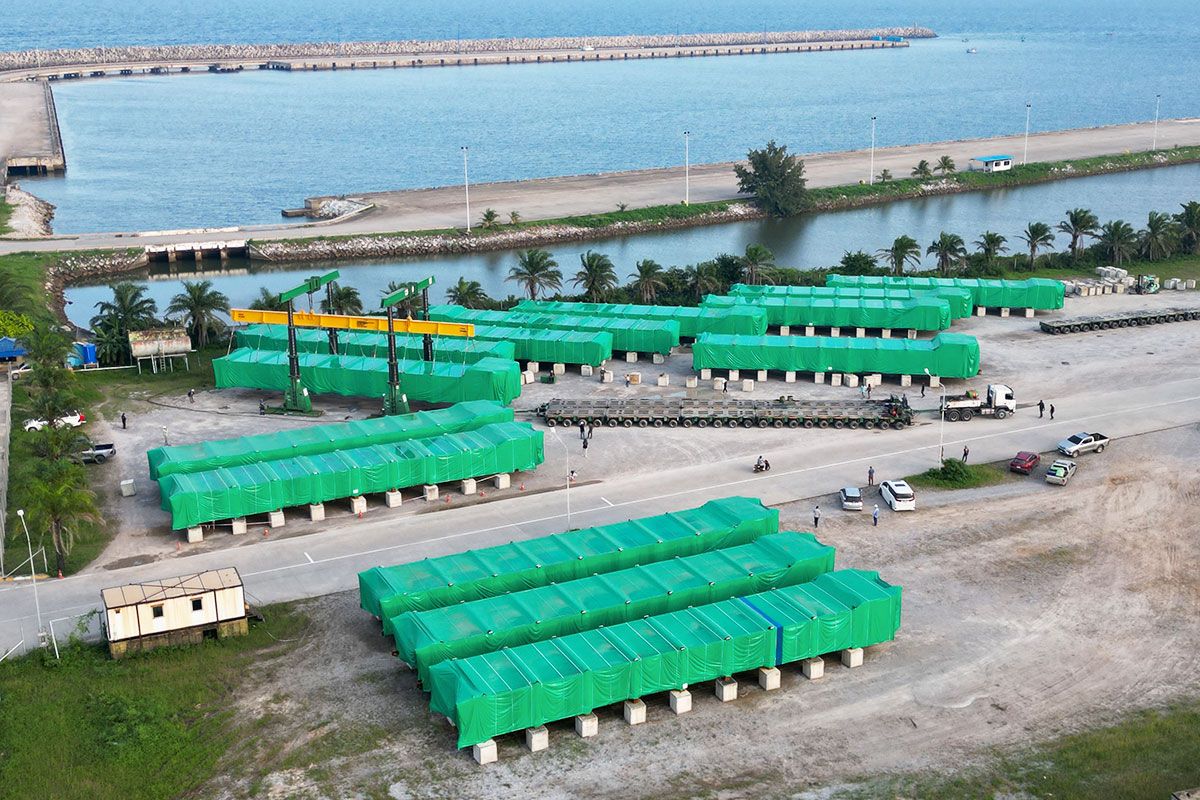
[2,373,1198,654]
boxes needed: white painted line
[304,552,314,564]
[600,497,614,507]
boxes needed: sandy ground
[196,421,1200,799]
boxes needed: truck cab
[987,384,1017,414]
[941,384,1017,421]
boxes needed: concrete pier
[0,81,65,177]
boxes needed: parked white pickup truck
[1056,432,1109,457]
[23,411,86,432]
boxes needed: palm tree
[248,287,284,311]
[28,423,90,462]
[480,208,500,229]
[935,155,956,175]
[1174,201,1200,255]
[90,282,158,335]
[319,282,363,316]
[838,251,878,273]
[573,250,618,303]
[1140,210,1180,261]
[876,235,922,276]
[167,280,230,349]
[875,169,893,183]
[1057,208,1100,261]
[507,249,562,300]
[911,160,933,180]
[973,231,1009,265]
[683,263,720,301]
[91,320,129,367]
[927,232,968,276]
[378,281,423,317]
[741,244,776,286]
[446,278,488,308]
[1097,220,1138,267]
[27,460,100,577]
[509,210,522,225]
[1019,222,1056,269]
[629,260,666,304]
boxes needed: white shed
[101,567,248,657]
[970,154,1014,173]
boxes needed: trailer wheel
[946,409,962,422]
[961,410,974,421]
[773,420,785,428]
[863,420,875,429]
[545,418,558,427]
[803,420,815,429]
[787,419,799,428]
[637,419,648,428]
[623,419,634,428]
[758,419,769,428]
[995,409,1008,420]
[893,420,906,430]
[652,419,663,428]
[743,419,754,428]
[667,419,679,428]
[696,419,709,428]
[817,419,830,428]
[833,419,845,429]
[848,420,859,429]
[607,419,618,427]
[681,419,693,428]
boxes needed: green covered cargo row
[465,324,613,366]
[691,332,981,379]
[826,275,1065,310]
[359,496,778,622]
[511,299,769,338]
[702,294,952,331]
[233,324,516,364]
[393,531,834,683]
[157,422,544,530]
[147,401,512,481]
[429,305,681,354]
[428,568,901,748]
[213,348,522,405]
[728,283,974,319]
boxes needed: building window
[152,605,164,618]
[192,598,203,612]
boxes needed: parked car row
[1008,431,1108,487]
[839,480,916,513]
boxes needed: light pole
[924,369,946,462]
[1023,102,1032,164]
[550,429,572,529]
[869,116,877,184]
[461,146,471,233]
[1153,94,1161,150]
[683,131,690,206]
[17,509,42,642]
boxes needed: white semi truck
[939,384,1017,421]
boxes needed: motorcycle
[753,460,771,473]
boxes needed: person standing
[1050,404,1056,420]
[624,375,631,388]
[1038,399,1045,418]
[962,444,970,463]
[579,420,586,440]
[812,505,821,528]
[587,423,594,440]
[867,465,875,486]
[187,388,195,404]
[920,383,926,398]
[120,412,127,430]
[872,504,880,527]
[259,399,266,415]
[582,437,589,458]
[866,384,872,399]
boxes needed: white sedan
[23,411,86,432]
[880,480,916,511]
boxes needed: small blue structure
[970,154,1014,173]
[69,341,99,369]
[0,336,27,362]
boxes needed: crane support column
[383,304,409,416]
[283,300,313,413]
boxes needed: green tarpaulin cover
[702,294,952,330]
[692,332,980,378]
[158,421,544,529]
[826,275,1065,310]
[360,496,779,624]
[234,324,516,364]
[428,568,901,747]
[511,299,768,338]
[728,283,974,319]
[461,323,613,365]
[429,305,680,354]
[147,401,512,481]
[394,532,834,683]
[213,348,522,405]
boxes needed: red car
[1009,451,1041,475]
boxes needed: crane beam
[231,308,473,337]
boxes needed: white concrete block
[728,369,740,381]
[928,375,941,388]
[623,698,647,725]
[580,364,594,377]
[527,361,540,373]
[120,479,136,497]
[841,647,864,668]
[779,325,790,336]
[814,372,825,384]
[805,326,815,337]
[525,726,549,752]
[423,484,440,501]
[881,328,892,339]
[575,713,598,738]
[230,518,247,535]
[1000,307,1011,318]
[1187,279,1197,290]
[268,510,285,528]
[700,368,712,380]
[656,374,669,387]
[758,666,781,691]
[350,496,367,515]
[669,689,692,715]
[741,379,754,392]
[846,374,860,388]
[384,490,403,508]
[552,363,566,375]
[907,329,918,339]
[461,478,477,495]
[856,327,866,338]
[472,739,498,765]
[714,377,727,392]
[601,370,613,383]
[627,372,641,385]
[868,374,883,387]
[831,373,843,387]
[1024,308,1035,318]
[976,306,987,317]
[494,473,511,490]
[625,351,638,363]
[801,656,825,680]
[186,526,203,543]
[521,370,535,385]
[714,677,738,702]
[756,370,767,382]
[830,326,841,337]
[900,374,912,388]
[652,352,665,365]
[784,371,796,383]
[685,376,698,388]
[310,503,327,522]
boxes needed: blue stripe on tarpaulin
[739,596,785,667]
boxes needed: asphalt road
[2,374,1198,654]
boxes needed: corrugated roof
[973,154,1014,162]
[101,567,242,608]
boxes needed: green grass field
[0,199,13,235]
[905,458,1012,490]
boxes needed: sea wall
[2,183,55,237]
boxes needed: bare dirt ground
[198,422,1200,800]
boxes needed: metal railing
[0,375,11,575]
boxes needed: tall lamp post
[461,146,471,233]
[17,509,42,643]
[1023,102,1032,164]
[1153,94,1161,150]
[550,429,572,529]
[869,116,877,184]
[924,369,946,461]
[683,130,691,206]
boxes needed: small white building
[970,154,1014,173]
[101,567,248,658]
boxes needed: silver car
[839,486,863,511]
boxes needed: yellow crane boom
[230,309,473,338]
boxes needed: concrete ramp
[0,81,66,178]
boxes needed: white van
[880,480,916,511]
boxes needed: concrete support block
[830,326,841,337]
[625,352,638,363]
[231,518,247,535]
[801,656,825,680]
[627,372,641,385]
[521,370,535,385]
[881,328,892,339]
[900,374,912,388]
[1000,307,1011,318]
[907,329,918,339]
[120,479,137,497]
[1187,279,1197,290]
[656,374,669,387]
[494,473,511,490]
[580,364,594,377]
[784,371,796,383]
[715,677,738,702]
[805,326,816,337]
[758,666,781,691]
[779,325,790,336]
[187,526,204,543]
[525,726,549,752]
[1024,308,1035,318]
[714,377,727,392]
[472,739,498,765]
[976,306,987,317]
[623,698,647,725]
[728,369,740,381]
[868,374,883,387]
[928,375,941,388]
[814,372,825,384]
[669,689,692,715]
[831,373,843,387]
[460,478,477,495]
[685,376,698,388]
[268,510,285,528]
[423,484,440,502]
[600,370,614,384]
[652,352,665,365]
[756,370,767,382]
[310,502,327,522]
[527,361,540,373]
[841,647,864,668]
[352,496,369,515]
[846,374,860,388]
[700,368,712,380]
[552,363,566,375]
[856,327,866,338]
[575,713,598,738]
[741,379,754,392]
[384,490,403,508]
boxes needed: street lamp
[683,131,691,206]
[1023,102,1032,164]
[461,146,471,233]
[549,429,573,529]
[924,369,946,462]
[869,116,877,184]
[17,509,42,641]
[1153,94,1161,150]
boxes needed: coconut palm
[1057,208,1100,261]
[1140,210,1180,261]
[1097,220,1138,267]
[911,160,933,180]
[90,282,158,335]
[479,208,500,229]
[741,244,776,286]
[26,459,100,577]
[572,250,618,303]
[167,280,230,349]
[446,278,488,309]
[1174,200,1200,255]
[935,155,956,175]
[629,260,666,304]
[91,320,129,367]
[317,282,363,316]
[683,263,720,301]
[509,210,522,225]
[875,169,893,183]
[876,235,922,276]
[27,422,90,462]
[973,231,1009,265]
[926,232,968,276]
[507,249,562,300]
[248,287,284,311]
[1018,222,1056,269]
